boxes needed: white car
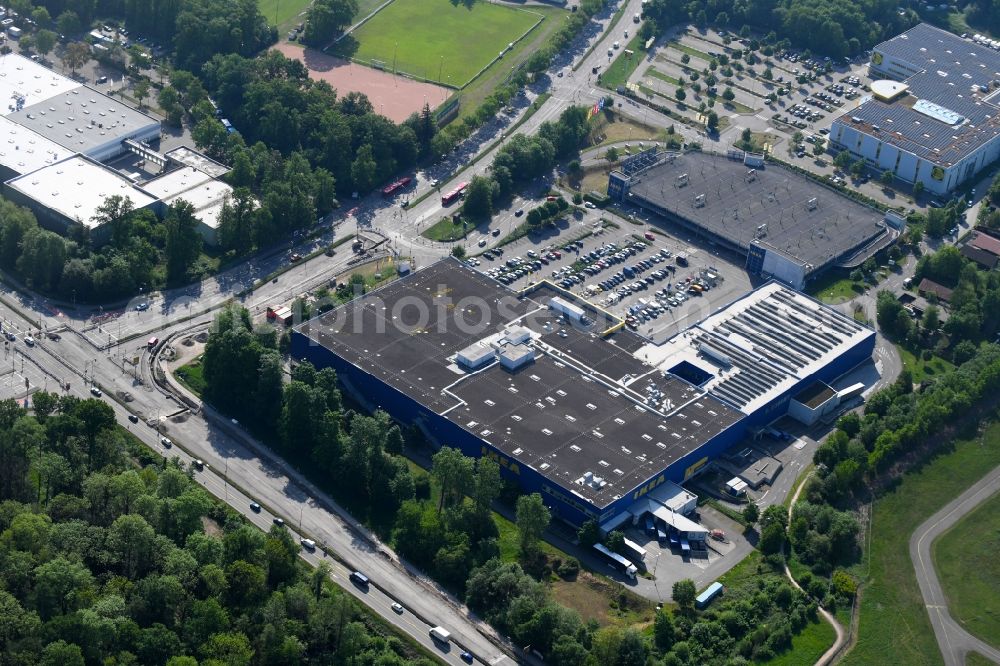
[89,386,102,397]
[23,335,34,346]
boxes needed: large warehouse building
[830,23,1000,195]
[291,259,875,527]
[608,150,895,288]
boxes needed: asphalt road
[910,464,1000,666]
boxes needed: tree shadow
[320,35,358,65]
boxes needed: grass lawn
[841,418,1000,666]
[579,166,611,195]
[331,0,542,87]
[646,67,680,86]
[174,359,206,397]
[421,216,477,242]
[669,41,711,63]
[932,489,1000,649]
[806,273,863,304]
[897,346,955,384]
[722,97,756,114]
[454,8,566,120]
[550,571,656,627]
[966,653,996,666]
[765,618,837,666]
[598,34,646,90]
[258,0,311,28]
[589,114,664,148]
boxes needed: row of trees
[811,340,1000,504]
[0,393,431,665]
[461,105,592,220]
[642,0,912,57]
[0,193,204,302]
[201,307,416,521]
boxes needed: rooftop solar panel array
[844,23,1000,165]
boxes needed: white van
[429,626,451,644]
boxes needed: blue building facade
[291,275,875,528]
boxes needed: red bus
[381,176,412,197]
[441,181,468,206]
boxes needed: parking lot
[477,210,752,341]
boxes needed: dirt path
[783,471,846,665]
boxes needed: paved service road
[910,464,1000,666]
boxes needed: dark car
[127,414,139,423]
[273,517,285,527]
[249,502,261,513]
[460,651,474,663]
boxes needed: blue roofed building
[829,23,1000,194]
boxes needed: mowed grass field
[261,0,386,29]
[840,417,1000,666]
[333,0,541,87]
[258,0,311,27]
[932,489,1000,649]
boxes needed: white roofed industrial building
[7,88,160,162]
[0,54,82,112]
[3,155,157,241]
[0,115,71,180]
[141,166,235,245]
[830,23,1000,194]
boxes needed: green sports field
[332,0,542,88]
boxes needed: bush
[557,557,580,579]
[414,474,431,500]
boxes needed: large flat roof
[141,166,233,229]
[295,259,742,508]
[0,115,71,176]
[637,282,875,414]
[625,152,886,271]
[842,23,1000,166]
[164,146,230,178]
[0,54,82,113]
[6,155,158,226]
[7,86,159,155]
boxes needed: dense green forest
[0,393,437,665]
[643,0,910,56]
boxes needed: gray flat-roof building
[3,154,158,242]
[609,150,894,287]
[7,86,160,162]
[831,23,1000,194]
[291,259,875,527]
